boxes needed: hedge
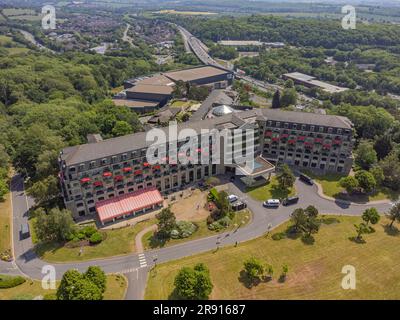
[0,274,26,289]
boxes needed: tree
[111,120,132,137]
[370,166,384,186]
[374,135,392,160]
[57,269,83,300]
[84,266,106,294]
[284,79,294,88]
[34,208,75,242]
[354,222,369,242]
[305,205,319,218]
[69,278,102,300]
[380,151,400,190]
[362,208,380,227]
[271,90,281,109]
[214,190,231,217]
[339,176,359,194]
[57,267,106,300]
[27,175,60,206]
[276,164,295,190]
[355,170,376,193]
[156,207,176,239]
[290,208,307,232]
[386,202,400,228]
[174,263,213,300]
[280,264,289,281]
[0,179,8,202]
[0,144,10,168]
[280,88,297,107]
[355,140,377,170]
[243,257,264,281]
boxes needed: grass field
[306,172,400,202]
[246,176,296,202]
[145,215,400,299]
[0,193,12,255]
[0,35,29,56]
[143,210,252,250]
[2,8,36,17]
[0,274,126,300]
[34,218,156,263]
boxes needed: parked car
[282,195,299,206]
[299,173,314,185]
[231,201,247,211]
[227,194,239,203]
[263,199,280,208]
[20,223,30,240]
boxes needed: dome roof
[212,105,234,116]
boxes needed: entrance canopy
[96,187,163,224]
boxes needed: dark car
[282,196,300,206]
[299,173,314,185]
[20,223,30,240]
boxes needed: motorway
[0,173,392,299]
[175,24,315,103]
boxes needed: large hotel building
[59,109,354,224]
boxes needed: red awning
[96,187,163,223]
[114,175,124,181]
[93,181,103,187]
[123,167,132,172]
[143,162,150,167]
[134,170,142,175]
[80,177,91,183]
[103,172,112,177]
[152,165,161,170]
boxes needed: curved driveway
[1,174,392,298]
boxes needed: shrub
[176,221,197,238]
[0,274,26,288]
[272,232,286,241]
[89,232,103,245]
[77,232,86,240]
[218,216,231,227]
[82,226,97,238]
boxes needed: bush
[207,217,231,231]
[89,232,103,245]
[176,221,198,238]
[0,274,26,288]
[77,232,86,240]
[82,226,97,238]
[272,232,286,241]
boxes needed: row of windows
[265,121,351,135]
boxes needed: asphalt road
[1,173,392,299]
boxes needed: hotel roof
[61,109,352,166]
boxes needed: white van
[263,199,280,208]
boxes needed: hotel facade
[59,109,353,223]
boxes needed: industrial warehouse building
[114,66,234,113]
[59,108,353,223]
[283,72,349,94]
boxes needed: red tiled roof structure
[96,187,163,224]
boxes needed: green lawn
[143,210,252,250]
[145,215,400,299]
[246,176,296,202]
[0,193,12,256]
[34,219,156,263]
[306,172,400,202]
[0,274,126,300]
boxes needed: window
[319,127,324,133]
[310,126,315,132]
[328,127,333,134]
[101,158,107,165]
[79,164,85,171]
